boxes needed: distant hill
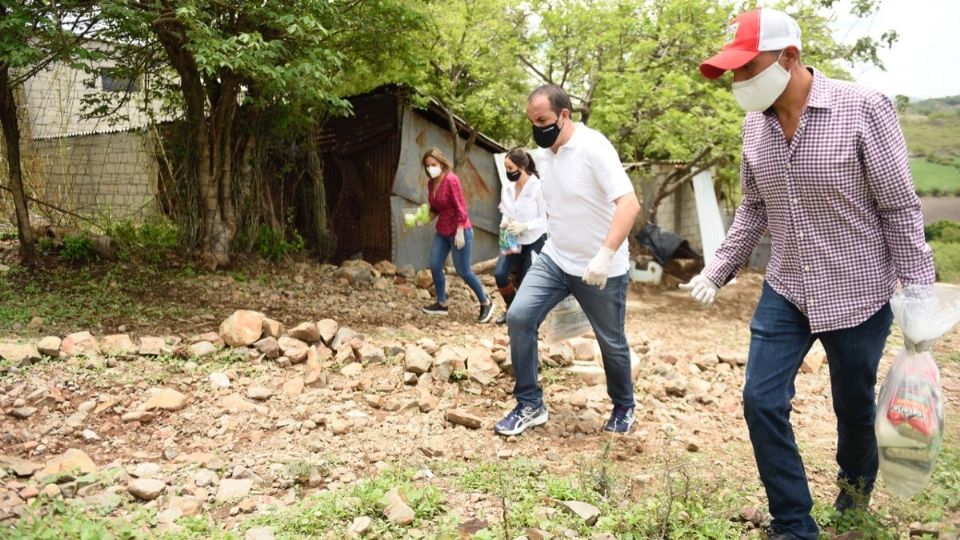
[900,96,960,195]
[907,95,960,115]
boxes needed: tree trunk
[306,126,336,260]
[0,64,38,265]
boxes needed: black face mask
[532,117,563,148]
[506,169,522,182]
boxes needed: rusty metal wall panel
[319,91,401,262]
[391,108,501,267]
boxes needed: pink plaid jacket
[704,69,935,333]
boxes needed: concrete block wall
[32,131,159,221]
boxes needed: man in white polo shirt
[495,84,642,436]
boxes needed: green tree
[93,0,427,266]
[520,0,899,214]
[0,0,97,265]
[415,0,532,168]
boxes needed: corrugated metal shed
[318,85,506,268]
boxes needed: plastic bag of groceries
[499,226,521,256]
[876,284,960,497]
[543,295,591,344]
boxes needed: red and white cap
[700,8,802,80]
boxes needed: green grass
[0,263,192,333]
[910,158,960,195]
[930,240,960,283]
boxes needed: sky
[830,0,960,100]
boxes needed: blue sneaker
[494,403,548,436]
[604,405,635,433]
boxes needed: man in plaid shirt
[684,8,936,540]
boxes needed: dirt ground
[0,257,958,538]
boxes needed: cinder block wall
[32,131,159,222]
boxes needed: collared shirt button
[804,265,810,272]
[786,163,793,169]
[798,231,804,239]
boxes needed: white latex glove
[454,228,465,250]
[583,246,615,288]
[680,274,719,306]
[506,220,527,236]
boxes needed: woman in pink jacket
[420,148,494,323]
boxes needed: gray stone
[128,478,166,501]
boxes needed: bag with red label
[876,284,960,497]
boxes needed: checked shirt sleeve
[861,96,935,286]
[703,152,768,287]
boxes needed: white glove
[583,246,615,288]
[680,274,719,306]
[454,228,465,250]
[506,220,527,236]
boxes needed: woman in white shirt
[495,148,548,324]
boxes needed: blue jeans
[506,253,633,409]
[744,283,892,539]
[494,233,547,288]
[430,228,488,305]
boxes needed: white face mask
[426,165,442,179]
[732,52,791,112]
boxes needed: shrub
[106,217,178,263]
[255,224,304,262]
[925,220,960,243]
[930,240,960,283]
[61,234,95,263]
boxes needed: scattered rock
[100,334,138,356]
[81,429,100,442]
[122,411,154,423]
[317,319,339,345]
[404,345,433,374]
[10,407,37,419]
[61,331,100,357]
[0,455,39,477]
[261,318,284,339]
[717,349,747,367]
[219,310,266,347]
[467,349,500,384]
[36,448,97,481]
[414,269,433,289]
[246,386,273,401]
[170,496,203,517]
[397,264,416,278]
[559,500,600,525]
[37,336,62,357]
[287,322,321,343]
[139,336,167,356]
[27,316,44,330]
[189,341,219,358]
[221,394,269,416]
[216,479,254,502]
[331,418,351,435]
[348,516,373,538]
[381,487,415,525]
[282,378,304,396]
[245,527,275,540]
[457,518,490,536]
[340,363,363,377]
[801,353,825,374]
[338,265,375,285]
[253,337,280,359]
[209,372,231,389]
[193,469,219,488]
[0,342,41,365]
[374,260,397,276]
[128,478,166,501]
[41,484,61,499]
[277,337,309,363]
[142,388,188,411]
[445,409,482,429]
[357,343,385,364]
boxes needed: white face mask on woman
[732,51,790,112]
[426,165,442,179]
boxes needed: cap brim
[699,48,760,80]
